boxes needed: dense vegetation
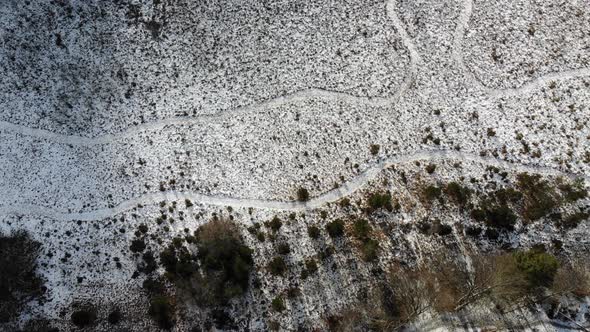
[161,219,254,306]
[0,231,44,323]
[328,248,588,331]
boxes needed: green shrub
[352,219,371,241]
[148,296,175,330]
[297,188,310,202]
[143,277,166,295]
[307,226,320,239]
[366,192,393,212]
[361,239,379,262]
[271,296,286,312]
[513,250,559,287]
[159,245,198,278]
[268,256,287,276]
[326,219,345,238]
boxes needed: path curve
[1,149,587,221]
[386,0,423,68]
[0,1,419,147]
[453,0,590,98]
[0,88,396,146]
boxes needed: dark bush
[307,226,320,239]
[444,182,471,207]
[143,277,166,295]
[361,239,379,262]
[148,296,175,330]
[484,228,499,240]
[558,178,587,202]
[297,188,310,202]
[268,256,287,276]
[352,219,371,241]
[71,308,96,328]
[370,144,380,155]
[195,219,254,304]
[472,204,517,230]
[465,226,482,237]
[557,211,589,229]
[339,198,351,207]
[159,244,198,278]
[366,192,393,212]
[492,188,523,205]
[0,231,44,323]
[420,185,441,203]
[108,308,121,325]
[326,219,345,238]
[130,239,146,253]
[425,164,436,174]
[305,259,318,275]
[430,221,452,236]
[268,216,282,232]
[516,173,559,221]
[140,251,158,274]
[138,224,149,234]
[277,243,290,255]
[157,219,253,306]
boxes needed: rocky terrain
[0,0,589,331]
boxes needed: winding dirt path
[1,149,586,221]
[0,1,421,147]
[452,0,590,99]
[1,0,587,147]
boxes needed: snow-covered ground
[0,0,589,330]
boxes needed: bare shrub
[552,260,590,297]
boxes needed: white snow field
[0,0,589,331]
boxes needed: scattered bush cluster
[151,217,254,329]
[193,219,254,304]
